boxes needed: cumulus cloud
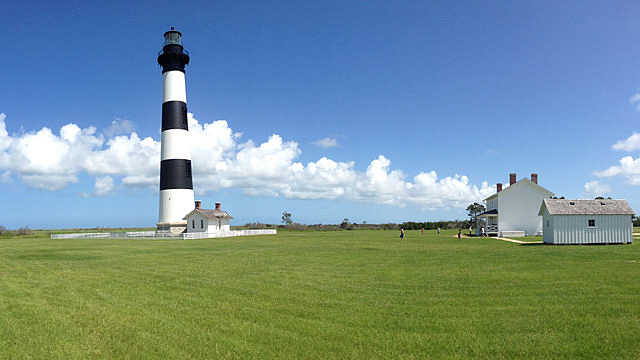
[313,137,338,148]
[94,176,115,196]
[103,118,135,138]
[630,93,640,111]
[595,156,640,185]
[584,180,611,196]
[0,112,494,208]
[612,133,640,152]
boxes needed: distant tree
[633,215,640,227]
[0,226,6,236]
[466,202,486,227]
[281,211,293,225]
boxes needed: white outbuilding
[183,201,233,234]
[538,199,634,245]
[477,173,554,237]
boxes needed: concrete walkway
[456,234,542,245]
[491,237,542,245]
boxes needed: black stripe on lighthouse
[160,159,193,190]
[162,101,188,131]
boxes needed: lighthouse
[156,27,194,233]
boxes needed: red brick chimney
[195,200,201,209]
[215,202,221,210]
[509,173,516,186]
[497,183,502,192]
[531,173,538,184]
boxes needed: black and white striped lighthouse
[157,27,195,232]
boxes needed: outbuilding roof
[539,199,635,216]
[183,208,233,220]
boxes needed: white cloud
[612,133,640,152]
[0,112,494,208]
[103,118,135,138]
[313,137,338,148]
[584,180,611,196]
[94,176,115,196]
[630,93,640,111]
[595,156,640,185]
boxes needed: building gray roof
[183,208,233,220]
[540,199,635,215]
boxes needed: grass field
[1,230,639,359]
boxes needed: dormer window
[569,202,575,205]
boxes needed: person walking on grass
[437,227,440,236]
[457,229,461,239]
[481,226,486,237]
[400,228,405,240]
[421,228,424,236]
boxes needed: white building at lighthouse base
[183,201,232,233]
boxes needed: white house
[183,201,233,233]
[538,199,634,245]
[477,173,554,237]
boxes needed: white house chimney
[509,173,516,186]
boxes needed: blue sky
[1,1,640,228]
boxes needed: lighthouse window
[200,219,204,229]
[192,220,195,228]
[588,219,595,227]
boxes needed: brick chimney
[215,202,221,210]
[497,183,502,192]
[531,173,538,184]
[509,173,516,186]
[195,200,201,209]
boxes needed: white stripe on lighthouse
[162,71,187,103]
[159,189,195,224]
[161,129,192,160]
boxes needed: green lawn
[1,230,639,359]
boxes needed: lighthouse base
[156,221,187,235]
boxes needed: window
[201,219,204,229]
[192,219,195,228]
[588,219,595,227]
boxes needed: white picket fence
[51,232,113,239]
[183,229,277,239]
[51,229,276,240]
